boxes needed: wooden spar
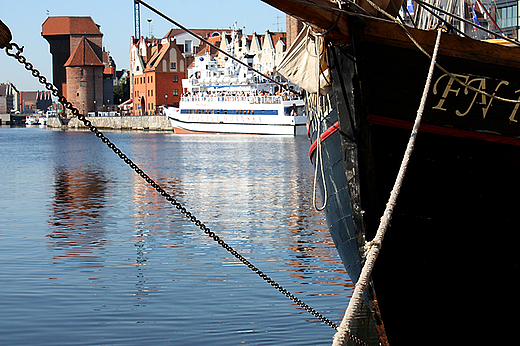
[263,0,352,41]
[0,19,13,49]
[262,0,520,69]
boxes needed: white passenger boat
[166,94,306,135]
[164,24,307,135]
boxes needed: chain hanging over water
[1,20,351,336]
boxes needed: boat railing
[181,95,289,104]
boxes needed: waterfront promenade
[47,115,173,131]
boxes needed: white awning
[118,98,133,108]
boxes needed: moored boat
[164,23,307,135]
[263,0,520,344]
[25,115,38,126]
[166,93,306,135]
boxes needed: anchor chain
[2,35,351,335]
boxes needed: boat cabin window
[285,105,304,116]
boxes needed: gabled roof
[267,32,286,47]
[164,28,221,39]
[146,42,170,71]
[64,37,103,67]
[20,91,50,101]
[42,16,102,36]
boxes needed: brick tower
[42,17,104,113]
[286,15,304,48]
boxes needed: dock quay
[47,115,173,131]
[0,114,26,126]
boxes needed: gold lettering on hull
[432,74,468,111]
[509,90,520,123]
[431,73,520,125]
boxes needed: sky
[0,0,286,92]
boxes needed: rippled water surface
[0,127,353,345]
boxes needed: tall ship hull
[264,0,520,344]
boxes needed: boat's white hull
[168,111,307,135]
[165,98,308,135]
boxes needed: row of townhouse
[213,28,287,74]
[129,26,287,115]
[0,82,52,114]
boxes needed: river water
[0,126,353,345]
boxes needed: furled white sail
[275,26,330,95]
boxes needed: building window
[497,4,518,28]
[80,81,85,87]
[173,75,178,82]
[171,62,177,70]
[185,40,192,53]
[173,89,179,96]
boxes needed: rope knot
[364,240,381,251]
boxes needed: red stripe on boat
[367,115,520,147]
[308,121,339,160]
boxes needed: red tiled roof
[42,16,103,36]
[103,66,114,75]
[64,37,103,67]
[163,28,221,39]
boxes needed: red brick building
[19,91,52,113]
[42,16,113,114]
[130,29,220,115]
[286,15,304,48]
[132,38,186,115]
[63,37,104,115]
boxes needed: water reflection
[130,169,186,299]
[1,129,356,346]
[47,164,109,267]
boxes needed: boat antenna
[135,0,294,92]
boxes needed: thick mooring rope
[331,27,444,346]
[311,34,329,212]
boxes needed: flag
[472,4,481,28]
[407,0,415,16]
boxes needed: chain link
[1,41,376,342]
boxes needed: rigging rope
[331,27,444,346]
[290,0,520,105]
[361,0,520,105]
[311,34,329,212]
